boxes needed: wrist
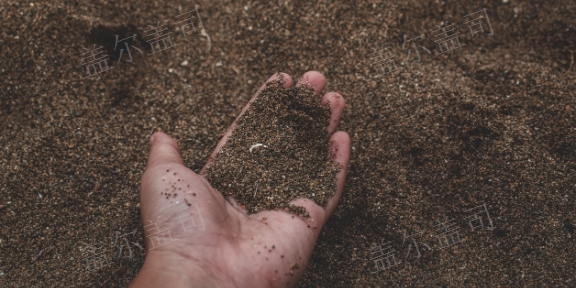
[129,250,218,288]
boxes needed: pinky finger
[323,131,351,218]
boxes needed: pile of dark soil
[1,0,575,287]
[206,79,340,215]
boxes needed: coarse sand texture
[206,80,341,216]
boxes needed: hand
[130,71,350,288]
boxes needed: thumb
[146,132,183,169]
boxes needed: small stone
[180,60,188,66]
[103,150,110,157]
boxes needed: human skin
[129,71,351,288]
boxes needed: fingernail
[150,134,156,145]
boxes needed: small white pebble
[216,61,223,67]
[180,60,188,66]
[168,68,173,73]
[249,143,268,153]
[502,0,509,3]
[244,5,249,10]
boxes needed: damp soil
[1,0,576,287]
[206,80,340,216]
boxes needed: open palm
[130,71,350,288]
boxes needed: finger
[253,72,294,100]
[199,72,293,175]
[146,132,183,170]
[295,71,326,96]
[288,131,351,227]
[320,92,345,136]
[323,131,351,218]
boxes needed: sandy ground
[1,0,575,286]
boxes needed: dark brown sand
[206,80,339,216]
[1,0,575,287]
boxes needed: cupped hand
[130,71,350,288]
